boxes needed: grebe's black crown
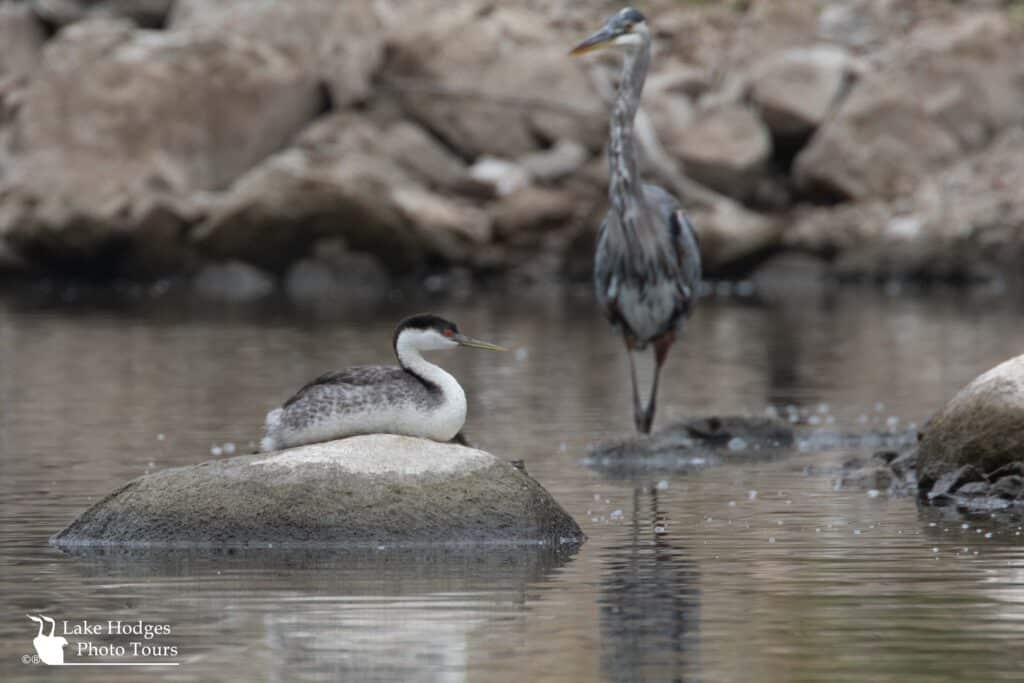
[393,313,458,349]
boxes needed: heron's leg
[641,332,676,434]
[626,343,645,432]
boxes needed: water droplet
[727,437,748,451]
[867,489,880,498]
[747,490,758,500]
[768,537,776,543]
[610,509,624,520]
[656,480,669,490]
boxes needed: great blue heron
[571,7,702,434]
[261,314,506,451]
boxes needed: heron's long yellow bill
[456,335,507,352]
[569,28,616,56]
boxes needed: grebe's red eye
[444,329,453,337]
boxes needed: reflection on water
[600,487,699,683]
[1,283,1023,682]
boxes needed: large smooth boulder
[52,434,584,548]
[169,0,385,108]
[384,7,604,159]
[917,355,1024,490]
[749,45,855,138]
[193,113,484,272]
[0,19,322,276]
[671,105,772,202]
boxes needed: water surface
[1,283,1023,682]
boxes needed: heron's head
[394,314,507,353]
[569,7,648,56]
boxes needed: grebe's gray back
[261,314,506,452]
[571,8,702,434]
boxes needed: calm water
[1,282,1023,682]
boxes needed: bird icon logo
[27,615,68,665]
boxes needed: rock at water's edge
[917,355,1024,490]
[52,435,584,548]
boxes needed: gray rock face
[795,13,1024,201]
[384,7,604,159]
[917,355,1024,490]
[0,18,321,276]
[672,105,772,202]
[750,46,854,138]
[0,4,46,83]
[192,112,485,273]
[52,435,583,548]
[169,0,384,108]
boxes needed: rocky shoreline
[1,0,1022,286]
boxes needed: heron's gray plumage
[576,7,702,432]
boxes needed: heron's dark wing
[669,209,702,296]
[642,184,702,299]
[283,365,407,408]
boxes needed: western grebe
[260,314,506,452]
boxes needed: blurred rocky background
[1,0,1022,294]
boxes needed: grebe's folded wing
[283,365,407,407]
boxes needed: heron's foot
[634,406,654,434]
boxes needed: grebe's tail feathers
[261,408,284,452]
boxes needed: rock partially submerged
[837,355,1024,512]
[52,435,583,549]
[585,415,795,476]
[917,355,1024,491]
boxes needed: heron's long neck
[395,340,460,396]
[608,41,650,220]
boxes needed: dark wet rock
[34,0,173,28]
[889,448,918,482]
[873,450,899,465]
[840,464,893,492]
[585,415,794,476]
[283,240,391,303]
[917,354,1024,491]
[52,435,583,548]
[193,260,276,302]
[990,475,1024,501]
[928,464,986,499]
[987,462,1024,481]
[677,416,795,449]
[955,481,991,498]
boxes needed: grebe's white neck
[394,328,467,420]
